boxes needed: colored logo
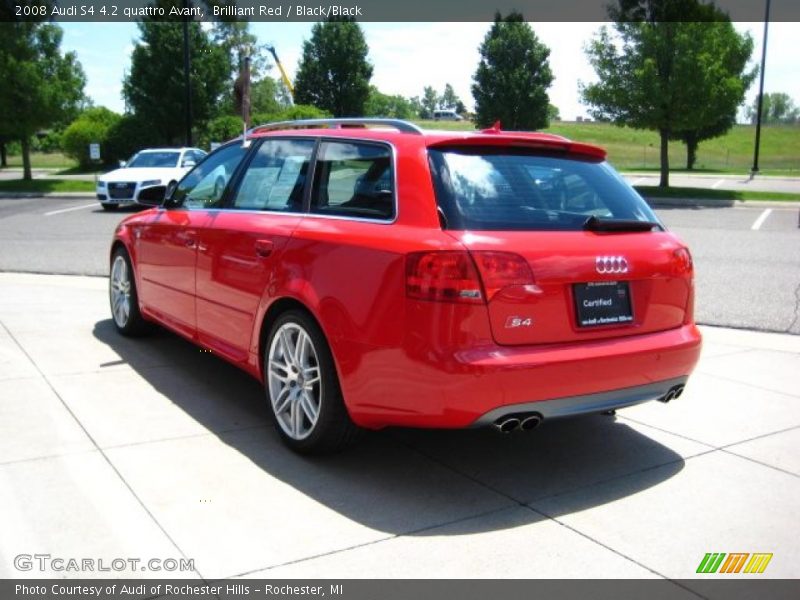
[696,553,773,574]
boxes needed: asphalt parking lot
[0,272,798,586]
[0,195,798,333]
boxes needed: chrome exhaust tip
[494,417,520,433]
[520,414,543,431]
[659,386,683,403]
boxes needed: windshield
[127,151,181,168]
[429,147,661,231]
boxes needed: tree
[582,1,754,185]
[104,114,160,164]
[421,86,439,119]
[0,22,85,179]
[61,107,121,168]
[472,12,553,130]
[294,18,373,117]
[440,84,461,110]
[250,78,285,115]
[747,93,800,125]
[364,87,417,119]
[670,21,754,169]
[548,104,561,122]
[123,20,230,145]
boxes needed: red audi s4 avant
[109,118,701,454]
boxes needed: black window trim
[172,134,399,225]
[165,139,254,211]
[222,136,319,214]
[308,137,397,224]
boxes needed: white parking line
[711,179,724,189]
[44,202,97,217]
[751,208,773,230]
[630,177,646,186]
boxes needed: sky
[59,21,800,122]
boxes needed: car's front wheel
[109,247,148,336]
[264,310,360,454]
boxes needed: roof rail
[247,118,424,136]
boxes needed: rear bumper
[472,376,688,426]
[345,324,702,429]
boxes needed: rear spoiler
[427,135,607,161]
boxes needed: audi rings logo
[596,256,629,274]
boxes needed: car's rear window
[428,147,660,231]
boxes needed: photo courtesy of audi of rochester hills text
[1,0,799,598]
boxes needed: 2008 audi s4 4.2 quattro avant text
[108,118,701,454]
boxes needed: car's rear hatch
[428,138,693,346]
[446,230,691,345]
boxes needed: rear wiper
[582,216,658,232]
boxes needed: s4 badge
[505,316,533,329]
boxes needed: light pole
[182,0,193,147]
[751,0,771,177]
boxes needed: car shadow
[92,318,686,536]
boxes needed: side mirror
[118,160,127,168]
[136,185,167,207]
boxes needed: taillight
[672,247,693,277]
[406,251,483,304]
[406,251,534,304]
[471,251,535,302]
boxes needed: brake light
[471,252,535,302]
[672,247,693,277]
[406,252,483,304]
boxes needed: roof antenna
[481,121,502,134]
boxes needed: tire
[264,310,361,454]
[101,203,118,211]
[109,247,149,336]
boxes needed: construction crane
[265,45,295,100]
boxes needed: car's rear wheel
[101,203,118,211]
[264,310,360,454]
[109,247,148,336]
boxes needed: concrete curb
[644,197,800,209]
[0,192,96,199]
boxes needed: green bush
[198,115,243,150]
[198,105,333,150]
[61,107,121,168]
[104,114,161,165]
[274,104,331,121]
[34,130,64,153]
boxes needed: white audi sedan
[96,147,207,210]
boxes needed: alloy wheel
[267,322,322,440]
[110,255,131,328]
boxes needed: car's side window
[311,141,394,221]
[232,139,315,212]
[171,143,248,210]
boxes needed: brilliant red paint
[111,127,701,429]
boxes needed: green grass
[1,152,77,170]
[0,179,95,193]
[635,185,800,202]
[5,121,799,177]
[413,120,800,174]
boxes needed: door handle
[178,230,197,248]
[255,239,274,258]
